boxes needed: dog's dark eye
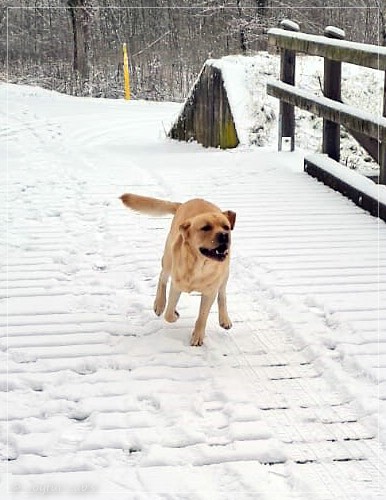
[222,225,230,231]
[201,224,212,232]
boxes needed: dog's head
[179,210,236,262]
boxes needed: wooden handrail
[267,80,386,141]
[268,28,386,71]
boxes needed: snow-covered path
[1,85,386,499]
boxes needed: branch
[131,30,171,58]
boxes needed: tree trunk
[380,1,386,45]
[256,0,268,19]
[236,0,247,54]
[67,0,91,80]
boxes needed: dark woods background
[1,0,384,101]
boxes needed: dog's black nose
[217,232,229,245]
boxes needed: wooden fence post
[278,19,299,152]
[381,74,386,184]
[323,26,345,162]
[380,146,386,185]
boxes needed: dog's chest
[173,259,223,293]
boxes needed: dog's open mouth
[199,244,229,262]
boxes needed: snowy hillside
[1,78,386,500]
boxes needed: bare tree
[67,0,92,80]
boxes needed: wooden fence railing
[267,20,386,186]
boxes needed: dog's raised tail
[120,193,181,216]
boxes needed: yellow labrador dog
[120,193,236,346]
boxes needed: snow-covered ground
[1,73,386,499]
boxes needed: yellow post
[123,43,131,100]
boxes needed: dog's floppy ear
[179,221,191,241]
[223,210,236,230]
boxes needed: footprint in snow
[137,395,160,412]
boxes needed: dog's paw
[190,331,204,346]
[164,310,180,323]
[154,300,165,317]
[219,316,232,330]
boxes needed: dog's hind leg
[218,278,232,330]
[154,269,169,316]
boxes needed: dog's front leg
[164,281,181,323]
[218,278,232,330]
[191,292,217,346]
[154,270,169,316]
